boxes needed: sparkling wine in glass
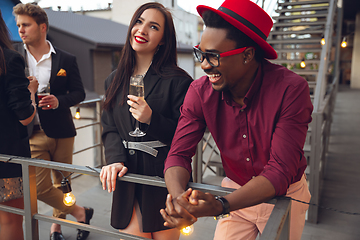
[129,75,146,137]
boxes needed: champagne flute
[129,75,146,137]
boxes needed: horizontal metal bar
[0,204,25,216]
[34,214,149,240]
[0,155,281,202]
[79,98,103,105]
[73,143,102,155]
[75,121,100,130]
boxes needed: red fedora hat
[197,0,277,59]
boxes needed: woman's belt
[122,140,167,157]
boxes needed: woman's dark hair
[103,2,188,110]
[0,10,14,76]
[201,10,264,61]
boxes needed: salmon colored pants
[29,130,75,219]
[213,175,311,240]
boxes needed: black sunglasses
[193,45,248,67]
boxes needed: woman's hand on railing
[99,163,128,193]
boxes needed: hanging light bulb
[74,107,80,119]
[300,58,306,68]
[341,37,347,48]
[320,34,325,45]
[180,225,194,236]
[61,178,76,206]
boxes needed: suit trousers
[29,129,75,219]
[213,175,311,240]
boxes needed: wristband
[214,196,230,220]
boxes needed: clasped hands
[160,188,223,230]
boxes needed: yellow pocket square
[57,68,66,76]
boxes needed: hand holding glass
[129,75,146,137]
[38,84,51,108]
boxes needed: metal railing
[306,0,342,223]
[72,97,104,168]
[0,155,291,240]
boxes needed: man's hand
[38,94,59,110]
[160,191,197,229]
[176,189,223,218]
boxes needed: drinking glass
[129,75,146,137]
[38,84,51,108]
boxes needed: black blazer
[0,48,34,178]
[14,44,85,138]
[101,66,192,231]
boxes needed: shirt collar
[24,40,56,59]
[222,60,264,108]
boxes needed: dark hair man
[160,0,313,239]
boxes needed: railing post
[22,163,39,240]
[96,100,104,166]
[193,140,203,183]
[260,197,291,240]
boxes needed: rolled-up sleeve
[260,80,313,195]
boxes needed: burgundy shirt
[164,60,313,195]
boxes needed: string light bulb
[180,225,194,236]
[300,58,306,68]
[321,34,325,45]
[74,107,80,119]
[61,178,76,206]
[341,37,347,48]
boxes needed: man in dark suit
[13,3,93,240]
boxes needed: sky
[20,0,225,14]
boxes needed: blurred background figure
[13,3,90,240]
[0,9,37,240]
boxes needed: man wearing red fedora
[160,0,313,239]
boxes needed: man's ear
[243,47,255,63]
[40,23,47,33]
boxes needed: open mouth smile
[134,36,148,43]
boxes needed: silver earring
[244,61,247,64]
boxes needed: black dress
[101,66,192,232]
[0,48,34,178]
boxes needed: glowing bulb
[180,225,194,236]
[300,58,306,68]
[61,178,76,206]
[321,37,325,46]
[341,37,347,48]
[63,192,76,206]
[74,107,80,119]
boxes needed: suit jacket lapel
[144,67,161,100]
[50,48,60,86]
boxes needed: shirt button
[129,150,135,155]
[240,109,244,112]
[243,134,247,138]
[246,158,250,162]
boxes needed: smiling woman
[99,2,193,240]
